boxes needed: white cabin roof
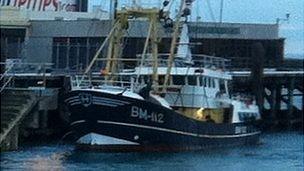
[121,67,232,80]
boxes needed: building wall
[0,28,26,62]
[20,20,284,70]
[28,20,279,39]
[25,37,53,63]
[76,0,87,12]
[188,22,279,40]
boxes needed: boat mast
[136,22,153,84]
[162,0,193,93]
[78,21,119,86]
[135,14,159,92]
[120,8,160,92]
[150,13,159,92]
[103,7,160,84]
[104,14,128,82]
[110,0,118,20]
[220,0,224,23]
[79,4,161,86]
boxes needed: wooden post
[270,85,277,120]
[300,85,304,134]
[17,37,21,56]
[56,43,60,69]
[275,85,281,123]
[76,43,80,71]
[287,77,295,126]
[5,37,8,58]
[39,110,48,129]
[66,38,70,69]
[251,42,265,115]
[85,38,90,69]
[10,125,19,151]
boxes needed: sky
[89,0,304,58]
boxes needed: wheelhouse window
[219,79,226,92]
[159,75,165,85]
[139,75,150,84]
[238,112,258,121]
[187,76,197,86]
[211,78,215,88]
[208,78,211,87]
[172,75,185,85]
[214,78,219,88]
[199,76,206,87]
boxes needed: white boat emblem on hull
[77,133,139,145]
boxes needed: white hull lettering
[235,126,247,134]
[131,106,164,123]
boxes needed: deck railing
[70,75,137,90]
[135,53,230,70]
[0,61,53,92]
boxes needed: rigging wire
[219,0,224,23]
[168,0,176,14]
[206,0,216,22]
[195,0,200,22]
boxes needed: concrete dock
[1,90,38,151]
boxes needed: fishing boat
[65,0,261,152]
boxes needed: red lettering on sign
[27,0,31,8]
[65,4,76,11]
[32,0,37,10]
[38,0,42,11]
[43,0,51,10]
[5,0,76,11]
[52,0,58,11]
[18,0,26,7]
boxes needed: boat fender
[100,69,108,76]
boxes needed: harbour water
[0,132,303,170]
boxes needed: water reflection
[28,152,69,171]
[0,132,303,170]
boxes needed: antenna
[110,0,118,20]
[276,13,290,24]
[219,0,224,23]
[132,0,137,6]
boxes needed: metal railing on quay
[0,61,54,92]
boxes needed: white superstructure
[69,0,261,124]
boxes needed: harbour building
[1,5,284,71]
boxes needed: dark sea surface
[1,132,303,171]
